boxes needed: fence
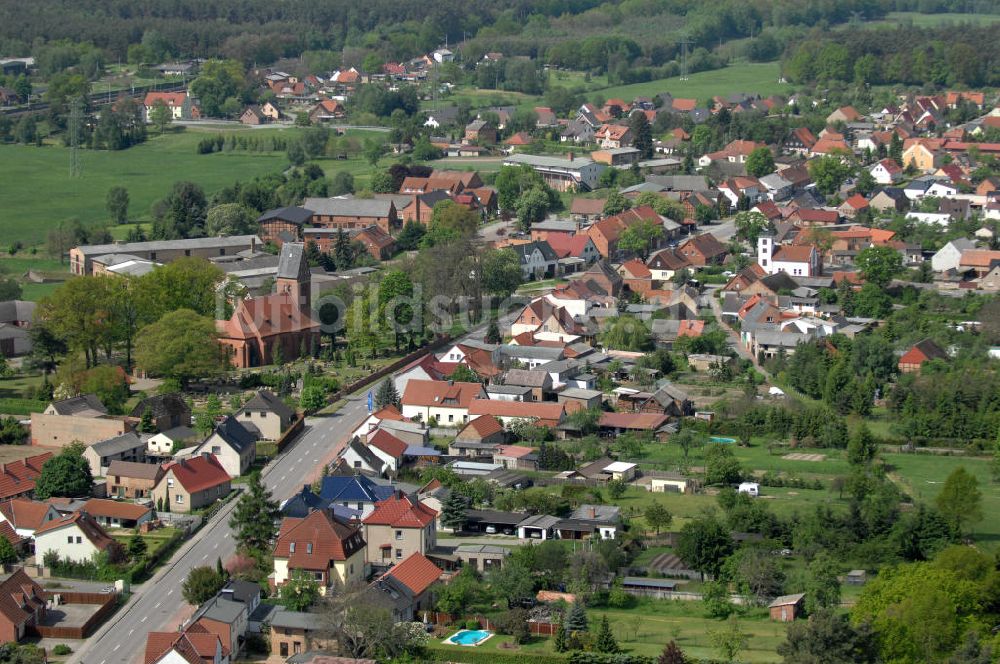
[30,591,118,639]
[275,414,306,453]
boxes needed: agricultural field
[0,127,383,249]
[856,11,1000,28]
[595,62,786,106]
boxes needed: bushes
[758,471,824,491]
[52,645,72,656]
[428,649,566,664]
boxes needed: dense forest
[3,0,995,75]
[783,22,1000,88]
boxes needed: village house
[142,91,200,123]
[144,627,229,664]
[365,552,443,622]
[0,453,52,501]
[152,454,232,514]
[106,460,164,499]
[83,431,149,477]
[269,611,335,659]
[272,510,367,592]
[677,233,727,267]
[314,474,396,519]
[82,498,154,529]
[192,416,257,478]
[302,198,399,235]
[464,119,497,145]
[362,494,438,568]
[898,339,949,374]
[400,379,486,425]
[235,390,296,441]
[0,571,45,643]
[0,499,60,538]
[256,207,313,246]
[34,510,119,563]
[870,158,903,185]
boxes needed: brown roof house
[106,459,165,499]
[0,570,46,643]
[677,233,727,266]
[235,390,296,441]
[364,552,443,622]
[362,495,437,569]
[272,510,367,593]
[34,510,121,564]
[769,593,805,622]
[400,379,486,426]
[152,454,232,514]
[130,393,192,433]
[0,498,60,538]
[144,625,229,664]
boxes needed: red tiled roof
[0,570,44,630]
[0,498,53,531]
[843,194,870,210]
[368,429,408,459]
[382,552,442,595]
[34,511,116,551]
[274,510,366,566]
[599,412,669,430]
[401,379,484,409]
[570,198,606,215]
[960,250,1000,268]
[671,98,697,112]
[0,521,25,548]
[773,245,815,263]
[457,415,504,439]
[495,444,534,459]
[546,234,594,259]
[363,494,437,528]
[371,405,406,422]
[677,320,705,338]
[82,498,152,522]
[218,293,319,340]
[162,454,230,494]
[468,399,565,421]
[144,92,186,108]
[0,453,52,501]
[620,259,652,279]
[811,138,851,154]
[145,627,228,664]
[791,209,839,224]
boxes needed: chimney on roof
[568,152,574,162]
[589,506,596,519]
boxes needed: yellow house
[902,143,943,173]
[272,510,367,594]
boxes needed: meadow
[0,126,383,248]
[595,62,786,106]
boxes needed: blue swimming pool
[446,629,494,646]
[710,436,736,444]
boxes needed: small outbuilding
[769,593,805,622]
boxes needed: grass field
[428,600,785,662]
[595,62,786,106]
[0,127,383,248]
[857,11,1000,28]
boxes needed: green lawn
[0,127,383,248]
[883,451,1000,549]
[429,600,785,663]
[595,62,786,105]
[111,526,181,558]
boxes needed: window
[150,252,157,260]
[353,461,361,469]
[395,530,403,540]
[176,495,184,504]
[167,479,174,488]
[395,548,403,559]
[290,542,296,553]
[448,414,454,423]
[76,536,82,544]
[349,564,354,574]
[212,446,221,455]
[185,250,191,257]
[306,543,313,554]
[67,536,73,544]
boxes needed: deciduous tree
[33,443,93,499]
[935,467,982,535]
[134,309,228,385]
[182,566,225,605]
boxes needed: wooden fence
[29,591,118,639]
[275,413,306,453]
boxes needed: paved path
[69,399,371,664]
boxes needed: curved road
[69,397,371,664]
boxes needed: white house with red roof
[142,92,200,123]
[400,379,486,425]
[144,626,229,664]
[758,233,820,277]
[351,405,408,442]
[0,498,59,538]
[34,511,119,563]
[152,454,231,514]
[870,158,903,185]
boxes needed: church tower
[757,231,775,274]
[275,243,311,309]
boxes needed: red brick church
[217,243,321,368]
